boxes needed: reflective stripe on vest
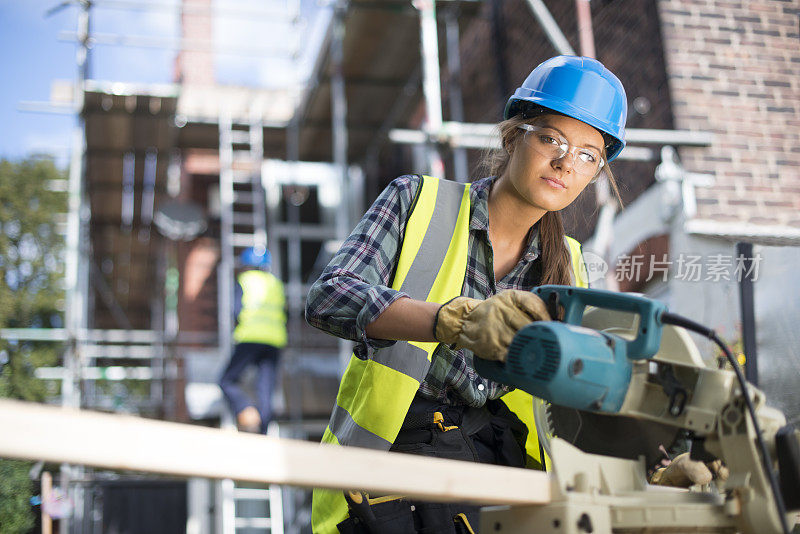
[312,176,587,533]
[233,270,287,347]
[325,176,471,449]
[313,176,470,534]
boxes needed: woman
[306,55,626,533]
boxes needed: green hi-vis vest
[312,176,588,533]
[233,270,288,348]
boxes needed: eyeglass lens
[521,126,603,176]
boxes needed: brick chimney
[173,0,215,85]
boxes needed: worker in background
[306,55,626,533]
[218,246,287,434]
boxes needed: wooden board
[0,399,550,505]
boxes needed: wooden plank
[42,471,52,534]
[0,400,550,506]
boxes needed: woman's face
[504,113,605,213]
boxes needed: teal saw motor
[475,285,668,413]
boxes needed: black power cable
[660,311,791,534]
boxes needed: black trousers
[218,342,280,433]
[336,396,528,534]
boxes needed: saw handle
[532,285,667,360]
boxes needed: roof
[83,87,178,328]
[294,1,424,163]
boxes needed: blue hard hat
[240,246,271,268]
[504,56,628,161]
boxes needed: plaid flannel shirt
[305,174,543,407]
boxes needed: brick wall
[178,237,219,336]
[657,0,800,227]
[175,0,217,337]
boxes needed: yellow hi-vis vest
[312,176,588,533]
[233,270,288,348]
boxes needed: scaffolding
[6,1,721,532]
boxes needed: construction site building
[5,0,798,532]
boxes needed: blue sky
[1,1,77,166]
[0,0,328,168]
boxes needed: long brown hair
[480,114,623,286]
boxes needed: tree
[0,156,67,533]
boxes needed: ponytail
[538,211,574,286]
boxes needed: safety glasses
[517,124,605,177]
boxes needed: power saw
[475,285,799,534]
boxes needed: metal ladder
[218,109,284,534]
[219,110,267,263]
[229,425,285,534]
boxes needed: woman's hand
[649,452,729,487]
[434,290,551,361]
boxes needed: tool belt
[336,396,528,534]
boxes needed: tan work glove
[434,290,551,362]
[650,452,729,487]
